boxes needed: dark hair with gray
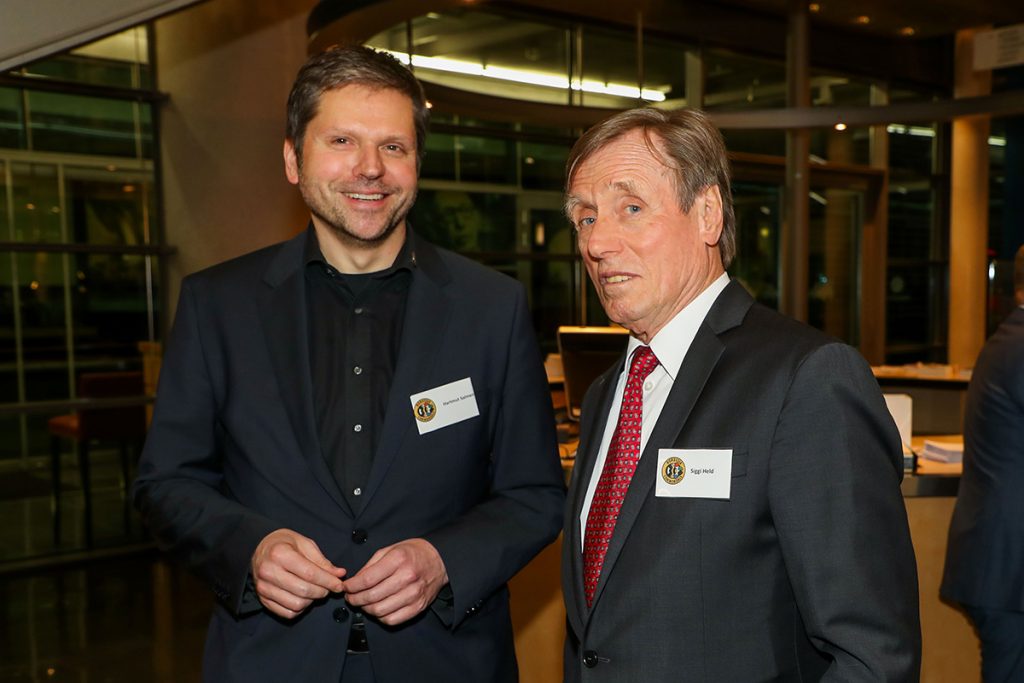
[565,107,736,268]
[286,45,430,168]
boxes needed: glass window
[10,163,63,243]
[27,92,142,157]
[808,187,861,343]
[0,88,25,150]
[521,141,568,190]
[410,189,516,253]
[704,50,786,111]
[730,181,781,309]
[16,26,152,89]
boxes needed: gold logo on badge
[414,398,437,422]
[661,456,686,485]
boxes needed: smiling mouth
[346,192,386,201]
[603,275,632,284]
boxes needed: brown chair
[49,371,147,548]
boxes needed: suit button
[351,529,368,544]
[582,650,599,668]
[333,606,349,623]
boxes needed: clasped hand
[251,530,447,626]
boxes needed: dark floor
[0,552,210,683]
[0,449,211,682]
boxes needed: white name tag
[409,377,480,435]
[655,449,733,499]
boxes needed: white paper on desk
[883,393,913,448]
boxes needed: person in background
[560,106,920,682]
[133,45,564,683]
[942,244,1024,683]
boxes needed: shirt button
[353,366,363,375]
[353,487,362,496]
[644,380,653,391]
[353,424,362,433]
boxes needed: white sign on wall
[975,23,1024,71]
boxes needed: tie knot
[628,346,659,381]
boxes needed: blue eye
[625,204,641,214]
[577,216,596,229]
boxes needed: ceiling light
[854,15,870,25]
[380,49,667,102]
[834,122,847,131]
[899,26,916,37]
[808,3,820,12]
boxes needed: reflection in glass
[809,188,861,343]
[0,88,25,150]
[11,163,62,243]
[411,189,516,253]
[731,181,780,309]
[521,142,568,190]
[27,91,144,158]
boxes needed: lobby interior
[3,0,1024,680]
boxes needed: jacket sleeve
[132,277,278,614]
[422,284,566,628]
[768,342,922,681]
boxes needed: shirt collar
[627,272,730,381]
[303,223,418,276]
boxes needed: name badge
[409,377,480,435]
[656,449,733,499]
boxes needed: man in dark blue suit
[133,46,564,682]
[942,244,1024,682]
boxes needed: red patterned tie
[583,345,659,607]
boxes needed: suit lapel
[566,360,624,633]
[257,231,352,514]
[585,280,753,616]
[358,238,452,513]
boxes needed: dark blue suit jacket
[133,229,565,682]
[943,306,1024,611]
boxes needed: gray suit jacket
[942,306,1024,611]
[562,280,921,682]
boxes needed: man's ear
[698,185,724,247]
[283,138,299,185]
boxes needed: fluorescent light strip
[381,49,667,102]
[887,124,1006,147]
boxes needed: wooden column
[949,28,992,367]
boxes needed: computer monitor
[557,325,630,421]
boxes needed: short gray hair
[565,107,735,268]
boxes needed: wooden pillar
[949,28,992,367]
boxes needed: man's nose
[582,217,621,260]
[354,146,384,179]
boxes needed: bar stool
[48,371,147,548]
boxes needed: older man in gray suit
[942,244,1024,683]
[560,107,921,682]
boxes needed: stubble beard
[300,175,417,249]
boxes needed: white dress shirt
[579,273,731,541]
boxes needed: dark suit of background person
[942,245,1024,683]
[132,47,564,682]
[560,107,920,682]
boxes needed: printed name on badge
[656,449,733,499]
[409,377,480,435]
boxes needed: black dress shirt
[304,226,415,512]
